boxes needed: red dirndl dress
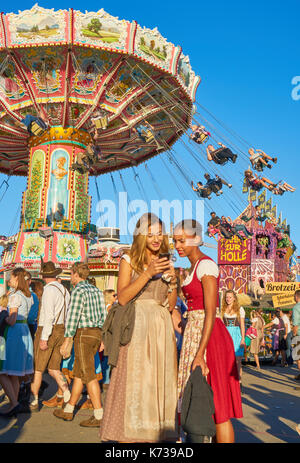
[179,256,243,424]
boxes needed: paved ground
[0,363,299,443]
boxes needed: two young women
[100,214,242,443]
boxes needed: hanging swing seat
[22,115,48,137]
[144,130,155,143]
[30,121,46,136]
[191,131,209,145]
[93,115,108,130]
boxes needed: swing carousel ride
[0,5,298,298]
[0,5,198,277]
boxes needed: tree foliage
[87,18,102,34]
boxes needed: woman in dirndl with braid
[0,268,33,417]
[173,220,243,443]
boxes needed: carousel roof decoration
[0,5,200,177]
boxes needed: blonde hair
[250,310,258,321]
[71,262,90,280]
[0,294,8,307]
[221,289,241,321]
[129,213,169,274]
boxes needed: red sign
[218,235,251,265]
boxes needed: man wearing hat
[30,262,71,411]
[53,262,106,427]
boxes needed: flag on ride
[278,211,282,225]
[271,205,277,219]
[242,178,248,193]
[265,198,272,213]
[282,218,287,229]
[248,189,256,202]
[258,190,266,207]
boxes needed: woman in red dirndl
[174,220,243,443]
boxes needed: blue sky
[0,0,299,267]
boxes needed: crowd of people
[0,213,299,443]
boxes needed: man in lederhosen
[29,262,71,411]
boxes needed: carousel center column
[15,126,93,273]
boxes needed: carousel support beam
[107,81,154,125]
[96,104,172,140]
[0,122,28,138]
[76,56,124,130]
[0,94,23,124]
[62,48,73,128]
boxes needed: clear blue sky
[0,0,299,267]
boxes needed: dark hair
[31,280,44,301]
[295,289,300,299]
[275,310,281,317]
[210,212,216,216]
[103,289,115,295]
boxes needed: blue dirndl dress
[0,290,34,376]
[223,308,245,357]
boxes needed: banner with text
[218,235,251,265]
[265,282,300,294]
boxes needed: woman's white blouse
[182,259,219,286]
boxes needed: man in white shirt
[30,262,71,411]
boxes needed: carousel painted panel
[71,48,117,98]
[73,9,129,52]
[0,51,27,104]
[23,189,43,222]
[105,65,142,105]
[51,232,87,264]
[28,148,45,190]
[0,13,6,49]
[47,103,64,126]
[4,5,68,47]
[14,231,50,263]
[73,169,89,194]
[176,53,197,98]
[74,191,91,224]
[46,148,70,223]
[134,25,174,72]
[19,47,65,98]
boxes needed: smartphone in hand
[158,253,170,260]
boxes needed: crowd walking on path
[0,213,299,443]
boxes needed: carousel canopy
[0,5,200,176]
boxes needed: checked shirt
[64,280,107,338]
